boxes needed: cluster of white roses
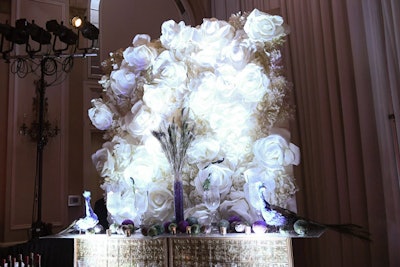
[89,9,300,226]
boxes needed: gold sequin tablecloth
[73,234,293,267]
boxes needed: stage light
[72,17,99,41]
[5,19,29,44]
[26,20,51,45]
[46,19,78,46]
[71,16,83,28]
[0,22,12,36]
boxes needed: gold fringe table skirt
[73,233,293,267]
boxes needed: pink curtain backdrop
[212,0,399,266]
[284,0,400,266]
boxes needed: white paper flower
[90,9,297,226]
[253,134,300,171]
[160,20,196,52]
[123,36,158,71]
[194,163,233,199]
[109,67,137,97]
[186,137,221,168]
[146,180,174,223]
[125,101,161,138]
[244,9,285,42]
[219,191,254,223]
[88,99,114,130]
[106,188,137,224]
[91,142,115,177]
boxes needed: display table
[73,233,293,267]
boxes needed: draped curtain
[284,0,400,266]
[210,0,399,266]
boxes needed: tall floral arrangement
[89,9,300,227]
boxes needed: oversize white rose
[160,20,195,51]
[196,18,235,48]
[123,44,158,71]
[153,54,188,89]
[236,63,270,103]
[111,136,133,172]
[125,101,161,137]
[220,40,253,70]
[143,84,178,116]
[91,142,115,177]
[186,137,221,168]
[194,163,233,199]
[109,67,137,96]
[131,34,151,46]
[244,9,285,42]
[253,134,300,171]
[88,98,114,130]
[123,145,164,188]
[106,188,137,225]
[219,191,254,223]
[146,181,174,222]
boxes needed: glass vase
[173,170,184,224]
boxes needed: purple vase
[173,172,184,224]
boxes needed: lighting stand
[18,54,97,239]
[30,57,50,239]
[1,17,99,240]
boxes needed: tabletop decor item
[151,108,195,224]
[89,8,300,230]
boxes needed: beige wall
[99,0,183,62]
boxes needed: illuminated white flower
[125,101,161,138]
[111,136,133,172]
[90,9,297,225]
[123,35,158,71]
[106,186,137,224]
[194,163,233,199]
[88,98,114,130]
[91,142,115,178]
[146,180,174,222]
[186,137,221,168]
[244,9,285,42]
[236,63,270,103]
[253,134,300,171]
[109,67,136,96]
[143,84,180,116]
[220,40,253,70]
[160,20,196,52]
[219,191,254,223]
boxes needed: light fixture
[0,21,12,59]
[7,19,29,44]
[77,18,99,41]
[46,19,78,53]
[27,20,52,45]
[71,16,99,53]
[71,16,83,28]
[1,18,100,239]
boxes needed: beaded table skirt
[73,234,293,267]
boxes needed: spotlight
[6,19,29,45]
[72,16,99,41]
[27,20,51,45]
[0,22,12,36]
[71,16,83,28]
[46,19,78,46]
[0,21,13,59]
